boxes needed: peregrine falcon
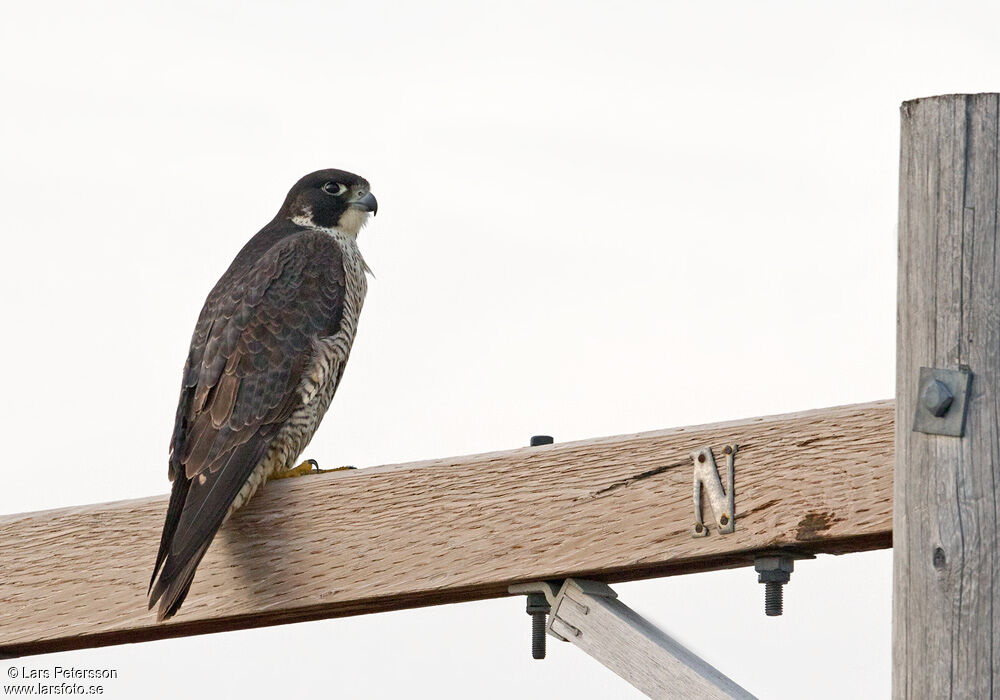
[148,169,377,621]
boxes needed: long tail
[149,540,213,621]
[148,431,274,620]
[147,474,218,621]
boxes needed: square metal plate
[912,366,973,437]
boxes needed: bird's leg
[271,459,357,479]
[271,459,318,479]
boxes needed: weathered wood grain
[894,93,1000,698]
[0,401,893,657]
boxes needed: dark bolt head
[719,514,729,526]
[757,570,791,584]
[530,435,554,447]
[694,523,704,533]
[755,556,795,576]
[921,379,954,417]
[697,453,706,463]
[525,592,550,615]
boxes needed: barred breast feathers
[299,229,367,404]
[225,228,369,517]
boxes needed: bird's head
[280,168,378,235]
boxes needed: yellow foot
[271,459,357,479]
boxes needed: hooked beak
[351,191,378,216]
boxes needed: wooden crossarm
[0,400,893,657]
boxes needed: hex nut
[921,379,954,417]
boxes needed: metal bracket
[692,445,736,537]
[912,366,972,437]
[508,580,561,656]
[510,579,756,698]
[547,579,618,642]
[508,580,614,643]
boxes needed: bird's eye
[322,182,347,196]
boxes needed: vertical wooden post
[895,93,1000,698]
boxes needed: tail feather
[149,474,191,593]
[149,540,212,621]
[148,428,276,620]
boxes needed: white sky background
[2,0,998,696]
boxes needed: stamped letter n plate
[691,445,736,537]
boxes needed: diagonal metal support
[511,579,756,699]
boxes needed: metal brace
[692,444,736,537]
[912,366,972,437]
[509,580,619,645]
[508,581,561,658]
[509,579,756,697]
[547,579,618,642]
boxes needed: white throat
[335,208,369,236]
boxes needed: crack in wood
[588,459,688,497]
[741,499,780,518]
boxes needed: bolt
[531,609,546,659]
[522,434,554,660]
[764,581,783,616]
[525,592,550,660]
[921,379,954,417]
[755,555,795,617]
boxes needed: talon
[312,464,357,474]
[271,459,321,480]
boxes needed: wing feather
[150,229,347,618]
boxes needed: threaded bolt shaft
[531,611,547,659]
[525,436,553,660]
[764,581,784,616]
